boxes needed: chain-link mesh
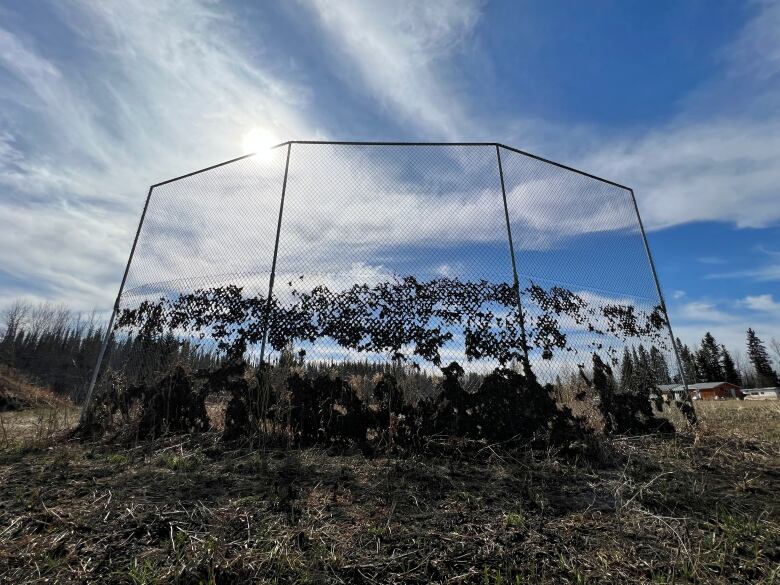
[499,147,679,386]
[270,144,515,373]
[91,142,685,438]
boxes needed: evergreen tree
[619,347,634,393]
[631,347,641,390]
[746,328,779,387]
[695,332,723,382]
[676,338,698,383]
[720,345,742,386]
[635,345,656,396]
[649,346,671,384]
[0,300,226,402]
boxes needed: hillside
[0,365,72,411]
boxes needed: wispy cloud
[676,301,736,324]
[670,298,780,358]
[0,1,313,309]
[584,117,780,230]
[301,0,481,139]
[1,0,779,324]
[710,265,780,282]
[706,246,780,282]
[0,1,492,310]
[670,290,780,356]
[697,256,726,265]
[579,1,780,230]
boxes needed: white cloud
[740,294,780,312]
[1,0,779,329]
[576,1,780,230]
[583,118,780,230]
[1,20,652,312]
[0,201,127,309]
[675,301,736,325]
[0,1,313,310]
[669,294,780,358]
[672,320,780,363]
[0,1,515,314]
[726,0,780,83]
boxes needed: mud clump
[590,354,675,435]
[81,366,210,439]
[82,355,676,451]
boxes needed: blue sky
[0,0,779,362]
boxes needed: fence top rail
[149,140,631,192]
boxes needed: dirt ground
[1,401,779,584]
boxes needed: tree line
[2,297,779,403]
[616,344,671,393]
[675,329,780,388]
[0,300,218,402]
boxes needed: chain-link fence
[84,142,688,440]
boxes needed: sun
[241,127,278,159]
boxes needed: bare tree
[52,304,72,335]
[733,349,756,389]
[1,299,32,340]
[26,302,71,338]
[28,302,55,337]
[1,300,32,366]
[770,338,780,368]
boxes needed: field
[1,398,779,584]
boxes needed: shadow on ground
[1,427,778,584]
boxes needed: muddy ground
[0,403,779,584]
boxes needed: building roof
[658,384,684,391]
[658,382,741,391]
[686,382,740,390]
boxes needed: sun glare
[241,127,278,159]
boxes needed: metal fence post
[81,185,155,421]
[496,145,531,372]
[629,189,691,399]
[258,142,292,365]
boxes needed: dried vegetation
[1,400,778,584]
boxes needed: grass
[0,366,78,450]
[693,400,780,441]
[0,400,778,583]
[0,406,79,450]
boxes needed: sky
[0,0,779,362]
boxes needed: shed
[686,382,742,400]
[658,383,686,400]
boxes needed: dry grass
[0,366,79,450]
[692,400,780,442]
[0,400,778,584]
[0,406,79,449]
[0,365,72,410]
